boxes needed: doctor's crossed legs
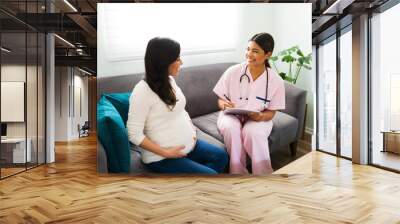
[217,113,273,175]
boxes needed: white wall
[98,3,242,77]
[1,65,26,139]
[55,67,89,141]
[98,3,313,131]
[1,65,40,137]
[99,4,311,76]
[72,73,89,138]
[269,4,313,133]
[55,66,69,141]
[1,63,46,163]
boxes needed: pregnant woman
[127,37,228,174]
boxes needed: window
[98,4,239,62]
[390,74,400,130]
[0,1,47,179]
[370,2,400,171]
[339,28,352,158]
[317,36,337,155]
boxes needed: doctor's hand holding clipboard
[220,94,264,122]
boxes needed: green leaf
[284,76,294,83]
[277,49,287,56]
[282,55,295,63]
[304,54,312,64]
[270,56,278,61]
[296,49,304,57]
[289,46,298,53]
[274,45,311,85]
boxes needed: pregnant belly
[181,138,196,154]
[148,131,195,154]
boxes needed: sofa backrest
[97,73,144,99]
[97,63,236,117]
[282,82,307,139]
[97,63,307,137]
[174,63,235,117]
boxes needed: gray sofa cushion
[281,82,307,139]
[192,111,298,154]
[269,112,298,150]
[195,127,225,150]
[97,143,109,173]
[192,112,223,143]
[129,145,151,173]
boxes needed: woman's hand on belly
[161,145,187,158]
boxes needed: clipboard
[224,108,258,115]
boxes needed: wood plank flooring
[372,150,400,171]
[0,135,399,223]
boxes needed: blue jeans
[145,139,228,174]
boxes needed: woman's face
[168,56,183,76]
[246,41,271,67]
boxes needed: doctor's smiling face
[246,41,270,68]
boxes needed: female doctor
[213,33,285,175]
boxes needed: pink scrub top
[213,62,285,112]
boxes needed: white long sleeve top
[126,77,196,164]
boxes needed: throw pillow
[103,92,131,125]
[97,96,131,173]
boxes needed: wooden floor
[0,135,400,223]
[372,150,400,171]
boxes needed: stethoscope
[238,64,270,108]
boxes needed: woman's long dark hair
[144,37,180,110]
[249,33,274,68]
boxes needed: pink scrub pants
[217,113,273,175]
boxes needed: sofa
[97,63,307,173]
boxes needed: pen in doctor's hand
[220,95,234,110]
[224,94,231,102]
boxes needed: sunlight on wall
[99,4,239,62]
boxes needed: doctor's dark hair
[249,33,274,68]
[144,37,180,109]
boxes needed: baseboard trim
[305,127,313,135]
[299,130,312,151]
[298,139,311,151]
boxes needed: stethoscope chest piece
[238,64,269,104]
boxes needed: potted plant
[269,46,312,84]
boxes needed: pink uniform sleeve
[213,68,231,100]
[268,79,285,110]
